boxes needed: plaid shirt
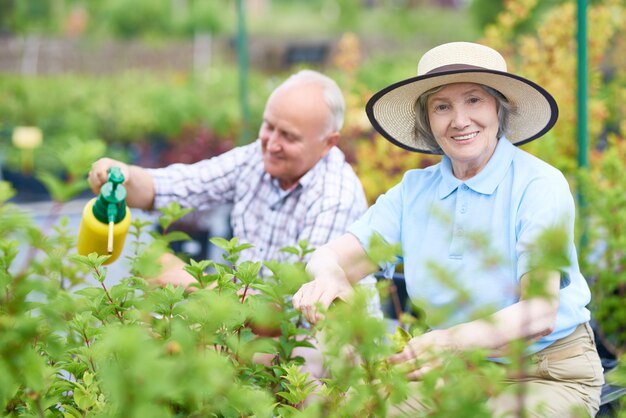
[148,140,368,264]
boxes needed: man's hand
[87,157,155,210]
[88,158,131,194]
[148,253,197,290]
[292,276,354,325]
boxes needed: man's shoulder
[305,148,366,209]
[322,146,347,166]
[221,141,265,176]
[317,148,362,187]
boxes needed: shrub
[580,134,626,358]
[1,170,611,416]
[0,184,543,417]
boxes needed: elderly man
[88,69,376,293]
[88,70,381,385]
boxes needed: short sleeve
[348,181,404,276]
[515,172,576,282]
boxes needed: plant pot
[1,168,50,202]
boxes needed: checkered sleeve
[146,142,259,211]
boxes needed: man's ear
[321,132,340,157]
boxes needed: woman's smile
[428,83,500,179]
[451,131,479,141]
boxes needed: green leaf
[83,371,94,386]
[37,171,89,202]
[71,253,111,270]
[158,202,194,232]
[388,325,412,353]
[236,261,262,285]
[0,181,17,202]
[160,230,193,243]
[367,232,402,265]
[182,259,214,288]
[130,240,167,278]
[61,404,83,418]
[210,236,254,254]
[280,246,300,256]
[57,138,107,178]
[73,385,96,410]
[209,237,231,251]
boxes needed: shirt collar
[437,137,515,199]
[297,156,322,189]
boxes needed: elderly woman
[292,42,603,417]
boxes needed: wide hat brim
[365,68,559,154]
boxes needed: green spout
[92,166,127,224]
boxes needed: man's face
[259,83,337,190]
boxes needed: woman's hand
[388,329,458,380]
[292,234,379,325]
[292,273,354,325]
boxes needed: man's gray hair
[281,69,345,134]
[414,84,515,154]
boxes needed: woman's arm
[389,269,561,379]
[449,269,561,349]
[292,233,379,324]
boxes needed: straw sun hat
[365,42,559,154]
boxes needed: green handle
[92,166,128,224]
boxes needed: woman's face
[427,82,499,179]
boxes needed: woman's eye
[468,97,482,104]
[434,104,449,112]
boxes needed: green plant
[0,67,258,174]
[0,188,317,416]
[481,0,625,174]
[580,134,626,358]
[476,0,626,363]
[3,171,593,416]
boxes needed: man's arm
[149,253,198,290]
[88,158,155,210]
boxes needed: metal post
[236,0,251,145]
[577,0,588,247]
[577,0,588,171]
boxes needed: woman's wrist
[305,248,347,282]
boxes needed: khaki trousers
[390,323,604,417]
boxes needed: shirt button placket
[449,184,469,258]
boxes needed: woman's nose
[451,109,470,129]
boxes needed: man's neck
[279,180,300,191]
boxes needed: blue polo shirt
[349,138,591,354]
